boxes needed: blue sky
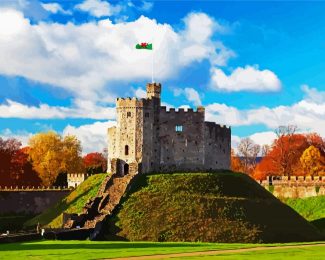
[0,0,324,153]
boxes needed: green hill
[284,196,325,234]
[105,172,323,243]
[25,173,106,228]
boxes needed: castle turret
[146,82,161,99]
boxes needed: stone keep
[107,83,231,175]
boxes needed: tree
[28,131,84,186]
[300,145,325,176]
[83,152,107,174]
[305,133,325,155]
[252,130,325,179]
[270,125,309,176]
[261,144,270,157]
[230,149,244,172]
[0,137,21,186]
[12,147,42,186]
[237,138,260,174]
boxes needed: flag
[135,42,153,50]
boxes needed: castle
[107,83,231,175]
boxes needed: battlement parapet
[67,173,88,179]
[0,186,71,191]
[160,106,205,114]
[116,97,153,108]
[261,176,325,188]
[205,121,230,130]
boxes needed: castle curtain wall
[158,108,205,172]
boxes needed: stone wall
[260,176,325,198]
[0,190,70,214]
[204,122,231,170]
[158,107,205,172]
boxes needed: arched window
[125,145,129,155]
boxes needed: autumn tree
[230,149,244,172]
[83,152,107,174]
[305,133,325,155]
[0,137,21,186]
[253,129,324,179]
[300,145,325,176]
[237,138,260,174]
[28,131,84,186]
[12,147,42,186]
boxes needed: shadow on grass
[25,188,92,228]
[311,218,325,233]
[0,242,204,251]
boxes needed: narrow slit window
[175,125,183,132]
[125,145,129,155]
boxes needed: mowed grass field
[0,241,324,259]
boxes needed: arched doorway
[124,163,129,175]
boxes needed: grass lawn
[0,241,324,259]
[172,245,325,259]
[25,173,106,229]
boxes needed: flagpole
[151,47,154,83]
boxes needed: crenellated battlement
[160,106,205,114]
[116,97,153,108]
[205,121,231,130]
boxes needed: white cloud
[0,99,116,119]
[1,121,117,154]
[63,121,116,154]
[301,84,325,104]
[210,65,281,92]
[133,87,146,98]
[139,1,153,12]
[231,131,277,154]
[206,86,325,135]
[41,3,72,15]
[184,88,201,106]
[0,9,233,102]
[172,87,201,106]
[0,128,33,147]
[249,131,277,147]
[75,0,122,18]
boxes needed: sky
[0,0,324,154]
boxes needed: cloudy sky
[0,0,324,153]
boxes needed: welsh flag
[135,42,153,50]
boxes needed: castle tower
[146,82,161,100]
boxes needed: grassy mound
[107,172,323,243]
[284,196,325,234]
[25,173,106,228]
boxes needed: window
[175,125,183,132]
[125,145,129,155]
[127,112,131,118]
[145,112,150,117]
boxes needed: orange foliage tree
[83,152,107,174]
[0,139,41,186]
[253,128,325,179]
[230,149,244,172]
[0,137,22,186]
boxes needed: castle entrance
[124,163,129,175]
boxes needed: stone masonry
[107,83,231,175]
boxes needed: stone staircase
[63,166,139,239]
